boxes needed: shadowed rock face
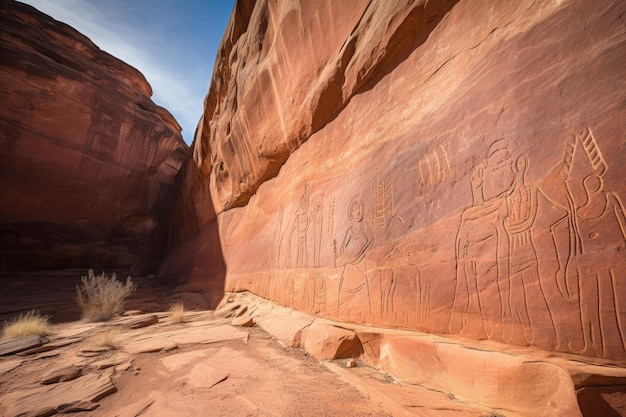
[166,0,626,361]
[0,1,188,273]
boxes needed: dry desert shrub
[90,328,121,349]
[168,302,186,323]
[2,310,51,340]
[76,269,136,322]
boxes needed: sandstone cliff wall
[165,0,626,360]
[0,1,188,272]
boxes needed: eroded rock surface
[0,1,188,273]
[165,0,626,363]
[1,306,499,417]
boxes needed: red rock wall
[165,0,626,360]
[0,1,188,273]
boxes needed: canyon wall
[165,0,626,360]
[0,1,188,273]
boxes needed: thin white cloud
[18,0,209,144]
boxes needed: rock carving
[337,194,375,321]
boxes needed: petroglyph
[337,194,375,322]
[379,269,396,322]
[312,200,323,268]
[287,184,311,268]
[413,144,452,192]
[504,155,557,347]
[274,205,285,269]
[450,140,556,343]
[314,274,326,314]
[374,174,394,229]
[450,128,625,358]
[285,275,295,308]
[450,140,513,339]
[415,268,428,327]
[328,196,336,241]
[570,128,626,358]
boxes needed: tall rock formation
[0,0,188,273]
[164,0,626,362]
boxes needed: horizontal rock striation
[0,1,188,272]
[167,0,626,363]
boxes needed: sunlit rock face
[166,0,626,360]
[0,1,188,273]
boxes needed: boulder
[301,321,362,360]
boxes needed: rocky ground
[0,306,493,417]
[2,272,625,416]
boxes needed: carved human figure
[288,185,310,268]
[379,269,396,322]
[414,268,428,327]
[285,275,295,307]
[302,273,313,311]
[451,161,511,339]
[390,267,421,326]
[312,201,323,268]
[483,139,516,201]
[337,194,375,322]
[314,274,326,314]
[576,174,626,357]
[504,155,556,347]
[451,140,523,338]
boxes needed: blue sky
[19,0,235,145]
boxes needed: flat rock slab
[0,335,47,356]
[324,362,489,417]
[47,337,82,348]
[0,358,23,374]
[254,313,312,347]
[80,346,112,354]
[124,324,247,354]
[184,361,229,389]
[122,315,159,329]
[160,350,210,372]
[53,323,101,339]
[123,340,178,354]
[91,352,130,370]
[105,397,155,417]
[41,366,82,384]
[56,400,99,413]
[231,315,254,327]
[3,370,116,416]
[17,344,58,356]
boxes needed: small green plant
[168,302,186,323]
[2,310,51,340]
[76,269,136,322]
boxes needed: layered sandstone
[166,0,626,368]
[0,1,188,272]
